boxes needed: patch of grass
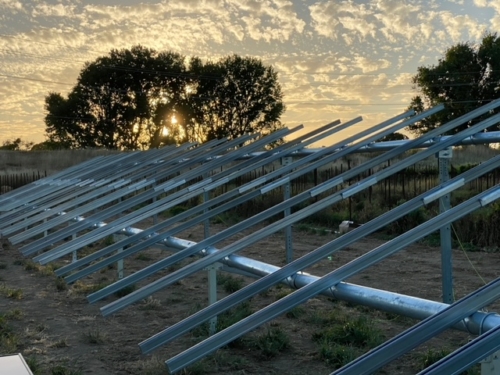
[135,253,153,261]
[83,327,106,345]
[26,356,43,375]
[0,262,7,269]
[183,350,248,374]
[417,348,451,370]
[285,306,305,319]
[0,315,19,353]
[99,235,115,247]
[50,365,83,375]
[275,289,292,300]
[50,338,69,348]
[15,259,59,276]
[312,315,384,348]
[217,272,244,293]
[27,356,83,375]
[114,283,136,297]
[191,302,253,343]
[2,309,23,320]
[0,284,24,299]
[318,342,358,369]
[55,277,68,291]
[23,259,40,271]
[305,309,348,327]
[139,356,169,375]
[72,280,110,295]
[251,327,290,359]
[419,232,442,247]
[169,205,188,216]
[139,296,162,310]
[414,348,480,374]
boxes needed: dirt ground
[1,220,499,375]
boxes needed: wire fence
[0,171,47,194]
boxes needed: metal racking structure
[2,101,500,374]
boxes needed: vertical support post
[114,234,124,280]
[205,262,222,335]
[153,181,158,225]
[481,350,500,375]
[282,157,293,263]
[203,173,210,238]
[438,147,453,304]
[69,219,77,263]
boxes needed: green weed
[217,272,244,293]
[135,253,153,261]
[252,327,290,359]
[318,342,358,369]
[0,284,23,299]
[312,315,384,348]
[83,327,106,344]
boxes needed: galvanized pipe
[130,232,500,338]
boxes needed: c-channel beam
[0,152,135,212]
[137,154,500,354]
[24,129,291,259]
[0,145,194,233]
[0,152,136,218]
[417,325,500,375]
[96,106,500,319]
[0,146,185,227]
[56,118,357,279]
[12,135,245,248]
[31,127,296,264]
[331,276,500,375]
[90,106,444,307]
[165,185,500,373]
[0,154,109,208]
[5,139,224,240]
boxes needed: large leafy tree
[45,48,285,150]
[408,32,500,135]
[45,46,188,150]
[183,55,285,143]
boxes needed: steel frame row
[2,101,500,374]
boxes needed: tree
[45,48,285,150]
[0,138,33,150]
[380,132,408,142]
[45,46,188,150]
[407,32,500,136]
[182,55,285,143]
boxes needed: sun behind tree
[44,46,285,150]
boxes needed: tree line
[43,46,284,150]
[3,33,500,151]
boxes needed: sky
[0,0,498,147]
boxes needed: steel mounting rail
[86,107,439,304]
[137,153,500,354]
[331,276,500,374]
[96,103,500,313]
[165,185,500,373]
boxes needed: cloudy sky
[0,0,497,147]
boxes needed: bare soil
[1,221,499,375]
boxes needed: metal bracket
[438,147,453,159]
[281,156,293,167]
[480,350,500,375]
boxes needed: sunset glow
[0,1,498,146]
